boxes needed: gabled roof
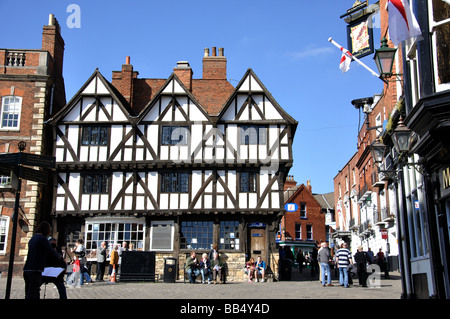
[313,192,335,211]
[136,73,214,124]
[218,68,298,128]
[48,69,136,125]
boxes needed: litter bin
[164,258,177,283]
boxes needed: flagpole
[328,37,380,78]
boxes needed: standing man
[96,241,107,281]
[354,245,370,287]
[317,242,333,287]
[23,221,63,299]
[335,243,352,288]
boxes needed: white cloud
[285,45,334,60]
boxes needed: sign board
[381,229,388,239]
[284,203,298,212]
[347,14,374,59]
[0,152,55,169]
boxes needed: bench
[184,263,227,284]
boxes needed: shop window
[219,220,239,250]
[84,220,145,258]
[180,220,213,250]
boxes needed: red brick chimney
[307,180,312,193]
[174,61,193,91]
[284,175,297,190]
[41,14,66,113]
[202,47,227,80]
[112,56,138,105]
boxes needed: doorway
[250,228,266,263]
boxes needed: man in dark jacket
[23,221,63,299]
[354,245,371,287]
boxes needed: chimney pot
[218,47,224,56]
[126,56,131,65]
[204,48,210,57]
[48,14,55,26]
[212,47,217,56]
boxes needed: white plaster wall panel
[67,126,79,160]
[143,104,159,122]
[217,195,224,209]
[82,79,96,94]
[238,76,250,92]
[96,79,109,94]
[148,125,158,159]
[55,197,65,211]
[160,193,168,209]
[89,146,98,162]
[204,194,212,209]
[239,193,247,209]
[190,103,208,121]
[271,192,280,208]
[124,148,133,161]
[248,193,257,209]
[148,172,158,198]
[81,97,96,121]
[169,194,179,209]
[180,194,189,209]
[281,146,289,160]
[110,126,123,160]
[250,76,264,92]
[81,194,90,210]
[264,101,282,120]
[136,196,145,210]
[64,101,81,122]
[111,172,122,201]
[90,194,99,211]
[100,195,108,210]
[160,146,169,160]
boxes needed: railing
[5,50,26,67]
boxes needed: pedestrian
[335,243,352,288]
[199,253,212,284]
[209,244,219,261]
[245,257,256,282]
[109,244,119,281]
[296,249,305,273]
[72,239,87,285]
[96,241,107,281]
[254,256,266,282]
[367,247,374,264]
[376,248,385,271]
[354,245,371,287]
[210,252,223,284]
[23,221,64,299]
[185,251,200,283]
[118,241,128,276]
[318,242,333,287]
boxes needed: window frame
[160,172,189,193]
[82,173,110,194]
[0,216,10,254]
[149,220,174,251]
[240,125,267,145]
[239,172,257,193]
[0,96,22,130]
[161,126,189,146]
[81,126,109,146]
[180,220,214,250]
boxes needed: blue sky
[1,0,383,194]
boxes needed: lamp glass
[392,129,411,153]
[373,38,397,78]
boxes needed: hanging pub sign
[347,14,374,59]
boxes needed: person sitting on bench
[254,256,266,282]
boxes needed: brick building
[281,178,333,258]
[0,14,66,275]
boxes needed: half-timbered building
[49,48,297,280]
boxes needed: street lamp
[370,138,386,165]
[391,117,412,154]
[373,37,397,81]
